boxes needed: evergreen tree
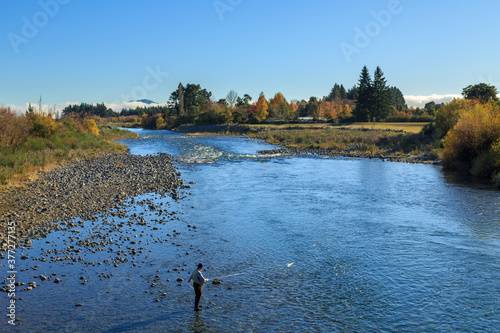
[178,83,185,116]
[326,83,348,101]
[371,66,391,121]
[169,83,212,122]
[388,86,407,111]
[61,103,118,118]
[347,85,358,100]
[307,97,320,118]
[339,84,347,100]
[355,65,372,122]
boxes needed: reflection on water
[2,129,499,332]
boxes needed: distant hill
[130,99,157,104]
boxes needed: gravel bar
[0,152,185,251]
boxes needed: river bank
[0,152,186,252]
[174,124,440,164]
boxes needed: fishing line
[181,260,298,311]
[180,243,323,311]
[209,272,246,280]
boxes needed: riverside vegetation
[0,106,138,186]
[173,97,500,187]
[2,79,500,191]
[0,106,189,252]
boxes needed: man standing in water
[188,263,209,311]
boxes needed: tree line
[138,66,435,128]
[60,66,495,129]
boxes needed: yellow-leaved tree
[82,118,100,136]
[441,100,500,181]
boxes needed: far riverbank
[173,123,439,164]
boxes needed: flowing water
[2,129,500,332]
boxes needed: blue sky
[2,0,499,112]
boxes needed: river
[2,129,500,332]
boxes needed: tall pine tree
[327,83,348,101]
[388,86,406,111]
[347,85,358,100]
[371,66,391,121]
[355,65,372,122]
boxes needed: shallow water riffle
[1,129,499,332]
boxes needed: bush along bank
[0,106,138,187]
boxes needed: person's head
[197,263,204,270]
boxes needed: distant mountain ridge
[129,99,157,104]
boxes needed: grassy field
[248,122,427,134]
[340,122,427,133]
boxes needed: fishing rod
[207,262,294,281]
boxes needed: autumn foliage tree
[434,99,472,138]
[82,118,100,136]
[319,100,352,122]
[268,92,292,120]
[290,101,299,117]
[197,101,228,124]
[253,92,269,121]
[440,99,500,183]
[0,107,31,151]
[26,103,59,138]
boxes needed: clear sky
[2,0,499,112]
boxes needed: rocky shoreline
[0,152,186,251]
[257,147,440,164]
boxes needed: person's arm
[188,270,194,283]
[198,270,209,283]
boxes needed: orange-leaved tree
[268,92,291,120]
[255,92,268,121]
[290,101,298,116]
[319,99,352,122]
[0,107,31,150]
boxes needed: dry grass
[247,124,436,160]
[340,122,427,133]
[248,122,427,133]
[0,118,138,191]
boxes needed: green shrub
[492,171,500,188]
[470,138,500,178]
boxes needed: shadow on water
[102,309,190,333]
[441,167,499,191]
[103,309,217,333]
